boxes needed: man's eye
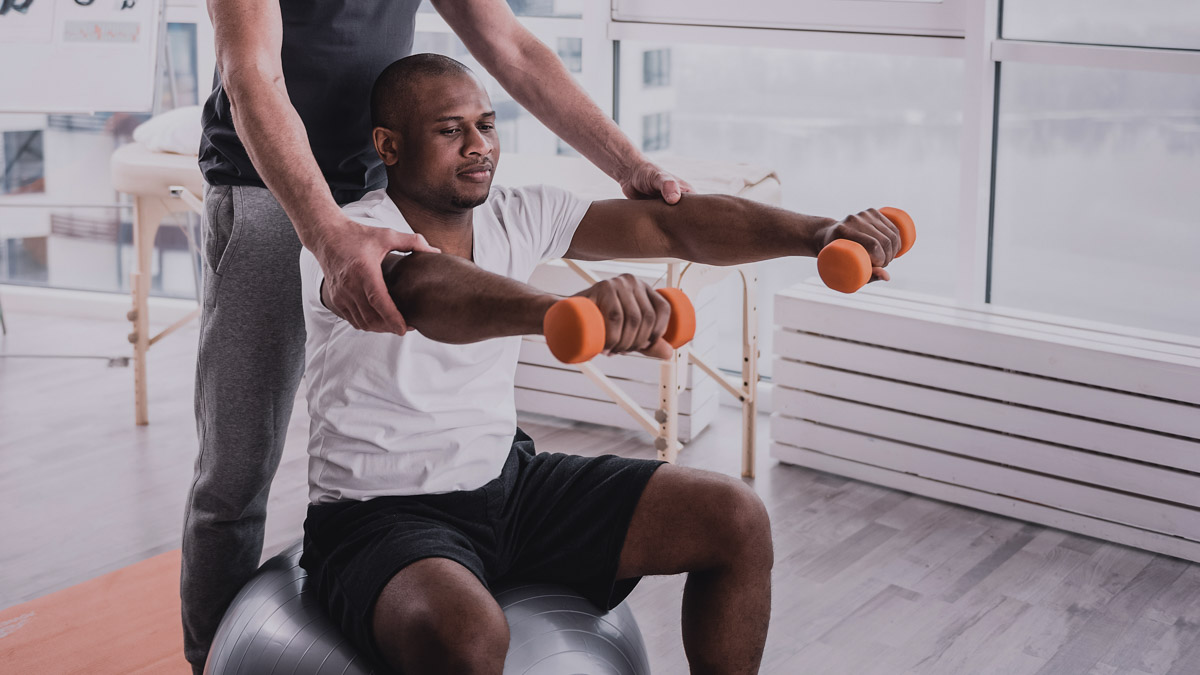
[440,128,460,135]
[479,124,495,131]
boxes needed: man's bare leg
[617,465,773,674]
[372,557,509,675]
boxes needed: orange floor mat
[0,549,191,675]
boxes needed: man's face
[385,72,499,211]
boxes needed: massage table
[110,142,206,427]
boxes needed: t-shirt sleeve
[299,246,337,323]
[503,184,593,266]
[538,184,593,263]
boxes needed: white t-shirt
[299,185,592,504]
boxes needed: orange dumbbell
[817,207,916,294]
[543,287,696,364]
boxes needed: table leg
[739,267,759,478]
[128,196,167,426]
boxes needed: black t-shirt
[198,0,422,205]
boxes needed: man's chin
[450,189,490,210]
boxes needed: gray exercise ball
[204,540,651,675]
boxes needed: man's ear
[373,126,402,167]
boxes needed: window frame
[604,2,1200,320]
[5,0,1197,344]
[611,0,968,38]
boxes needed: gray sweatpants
[181,184,307,674]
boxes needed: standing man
[182,0,692,671]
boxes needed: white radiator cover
[517,259,726,441]
[770,280,1200,562]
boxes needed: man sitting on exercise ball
[298,53,901,675]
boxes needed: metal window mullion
[992,39,1200,76]
[415,12,583,39]
[955,0,1001,306]
[581,0,615,118]
[607,20,964,59]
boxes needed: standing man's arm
[432,0,692,203]
[207,0,440,334]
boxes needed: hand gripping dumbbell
[817,207,916,294]
[542,287,696,364]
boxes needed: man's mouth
[458,164,493,181]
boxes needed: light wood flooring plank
[1036,556,1190,675]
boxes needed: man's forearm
[381,252,557,344]
[223,71,344,251]
[488,35,642,184]
[656,194,837,266]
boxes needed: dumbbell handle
[543,288,696,364]
[817,207,916,294]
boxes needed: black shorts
[299,427,665,667]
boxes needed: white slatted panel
[773,397,1200,513]
[775,420,1200,541]
[770,281,1200,562]
[516,360,715,410]
[773,330,1198,440]
[772,357,1200,472]
[774,284,1200,407]
[517,387,718,441]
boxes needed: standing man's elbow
[219,60,286,105]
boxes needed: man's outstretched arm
[321,252,677,357]
[322,252,555,345]
[565,195,903,272]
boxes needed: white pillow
[131,105,203,156]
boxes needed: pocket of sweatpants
[201,185,242,308]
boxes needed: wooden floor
[3,307,1200,675]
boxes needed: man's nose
[463,126,492,156]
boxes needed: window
[3,0,1194,346]
[418,0,582,19]
[556,138,580,157]
[990,63,1200,336]
[643,49,671,87]
[611,0,965,37]
[1,130,43,195]
[620,40,964,375]
[1,237,48,284]
[415,31,564,156]
[1003,0,1200,51]
[161,23,200,109]
[640,111,671,152]
[558,37,583,73]
[0,19,201,297]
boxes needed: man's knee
[386,603,508,674]
[373,561,509,675]
[709,477,773,570]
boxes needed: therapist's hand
[313,216,441,334]
[620,160,694,205]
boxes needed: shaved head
[370,53,475,131]
[369,53,498,214]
